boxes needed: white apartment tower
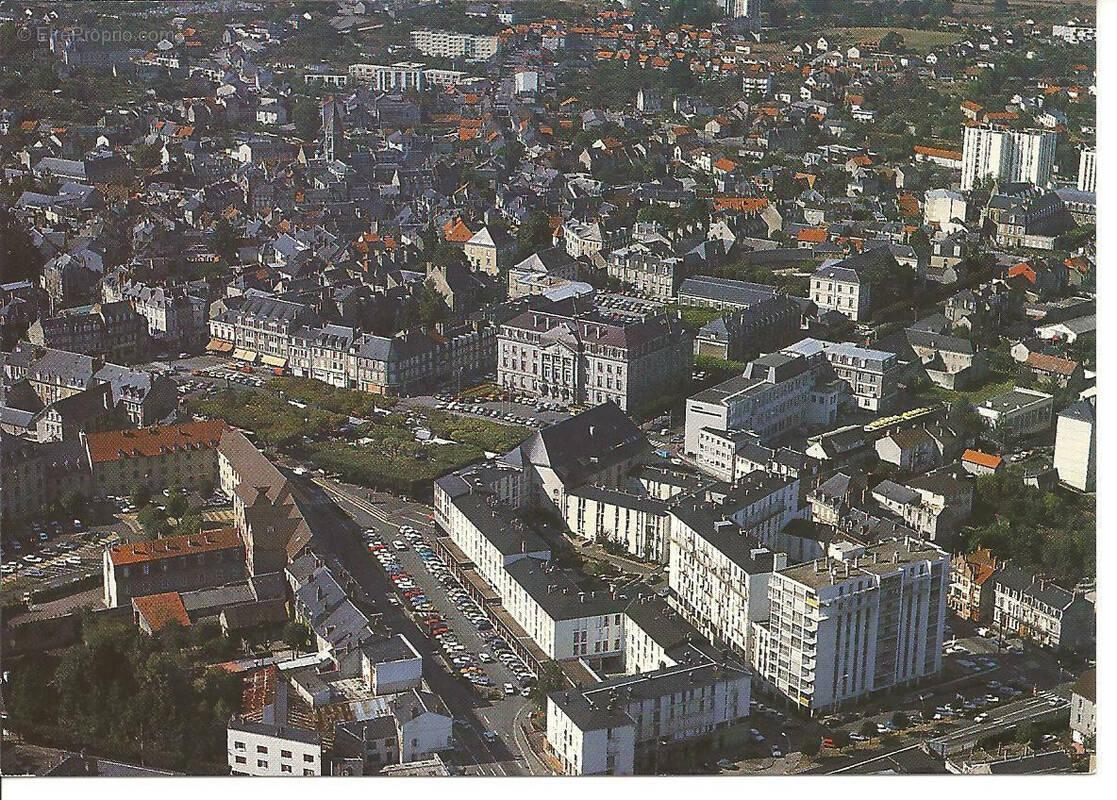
[752,538,949,714]
[1077,146,1097,193]
[724,0,761,24]
[1054,399,1096,492]
[960,124,1056,191]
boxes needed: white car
[504,683,515,696]
[393,540,407,551]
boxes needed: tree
[0,203,45,283]
[800,734,822,757]
[831,729,851,749]
[137,506,168,538]
[133,143,163,172]
[198,478,215,499]
[292,96,321,141]
[416,280,450,328]
[59,489,84,519]
[860,720,878,738]
[129,486,152,509]
[529,661,565,709]
[880,32,905,53]
[890,711,910,730]
[516,211,554,257]
[165,490,189,520]
[212,217,239,266]
[1014,722,1036,746]
[283,620,311,650]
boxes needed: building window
[303,769,315,776]
[281,750,292,759]
[234,741,245,750]
[257,760,268,768]
[257,745,268,754]
[234,756,246,765]
[303,754,315,763]
[281,764,292,773]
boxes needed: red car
[403,589,422,599]
[822,738,836,749]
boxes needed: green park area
[187,382,530,499]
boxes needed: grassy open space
[913,376,1017,406]
[269,376,397,416]
[823,27,964,50]
[187,388,347,447]
[187,384,531,498]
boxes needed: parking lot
[365,525,537,698]
[1,520,128,602]
[399,392,572,430]
[312,478,548,774]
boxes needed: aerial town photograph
[0,0,1102,787]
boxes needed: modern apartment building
[667,493,791,658]
[686,351,815,456]
[752,537,949,714]
[409,28,499,60]
[497,305,691,412]
[1054,399,1096,492]
[960,124,1057,191]
[565,486,672,563]
[1077,146,1096,193]
[348,61,424,91]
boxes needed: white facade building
[752,538,949,714]
[1077,146,1096,193]
[546,661,751,775]
[1054,399,1095,492]
[960,125,1057,191]
[228,719,322,776]
[667,494,791,657]
[923,188,968,235]
[409,29,499,60]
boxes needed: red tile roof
[1026,352,1078,376]
[797,227,827,243]
[132,592,191,632]
[713,196,768,213]
[108,528,242,566]
[85,420,228,464]
[914,144,963,161]
[962,449,1002,469]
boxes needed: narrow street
[295,475,553,775]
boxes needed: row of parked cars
[2,519,93,577]
[435,399,542,428]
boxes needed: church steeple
[320,95,345,162]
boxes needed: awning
[206,339,234,353]
[260,355,287,368]
[232,349,258,363]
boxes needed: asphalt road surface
[296,474,553,775]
